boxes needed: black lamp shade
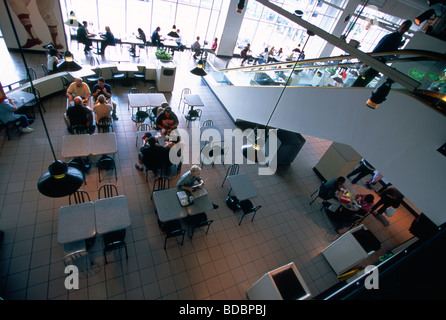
[57,51,82,71]
[294,10,304,17]
[167,31,179,38]
[415,9,435,25]
[366,79,393,109]
[237,0,245,13]
[190,59,207,76]
[37,160,83,197]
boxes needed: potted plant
[155,49,172,61]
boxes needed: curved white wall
[210,83,446,226]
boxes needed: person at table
[151,26,163,48]
[65,96,94,134]
[136,28,147,44]
[371,186,404,216]
[47,48,60,74]
[92,77,118,120]
[347,158,375,184]
[0,90,34,133]
[191,36,202,59]
[331,193,375,231]
[93,94,112,124]
[253,48,269,65]
[77,21,95,54]
[66,78,90,105]
[177,165,219,209]
[99,26,115,55]
[318,176,346,207]
[240,44,253,66]
[211,38,218,51]
[155,106,179,134]
[135,135,168,177]
[175,29,185,52]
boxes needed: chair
[178,88,191,113]
[28,67,37,80]
[133,66,146,85]
[61,75,71,91]
[183,212,213,239]
[148,86,158,93]
[103,229,128,264]
[128,88,139,110]
[98,183,119,199]
[221,164,239,187]
[68,190,91,205]
[86,67,102,89]
[200,144,228,167]
[23,86,45,117]
[72,124,89,134]
[309,183,329,212]
[151,177,170,199]
[111,68,125,87]
[97,155,117,183]
[136,123,151,148]
[202,119,214,127]
[185,108,202,128]
[160,219,185,250]
[133,110,149,126]
[97,116,113,133]
[0,119,21,140]
[41,64,49,76]
[63,240,92,267]
[237,199,262,225]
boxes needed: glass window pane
[97,0,125,36]
[175,4,199,46]
[126,0,152,39]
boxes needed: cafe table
[61,134,91,158]
[128,93,150,121]
[58,202,96,244]
[94,195,131,234]
[90,132,118,156]
[117,63,139,86]
[226,173,258,201]
[7,90,36,109]
[183,94,204,111]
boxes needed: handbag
[385,207,396,217]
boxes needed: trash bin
[156,61,176,92]
[246,262,311,300]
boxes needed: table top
[117,63,139,72]
[58,202,96,244]
[7,90,36,109]
[152,188,188,223]
[61,134,91,158]
[184,94,204,107]
[95,195,131,234]
[68,68,95,78]
[90,132,117,156]
[147,93,167,107]
[227,173,258,201]
[128,93,150,108]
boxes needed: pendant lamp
[4,0,83,198]
[190,58,207,76]
[57,51,82,71]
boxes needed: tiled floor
[0,38,416,300]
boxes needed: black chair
[23,86,45,116]
[97,116,113,133]
[97,155,117,183]
[28,67,37,80]
[160,219,185,250]
[309,183,330,211]
[98,183,119,199]
[41,64,49,76]
[183,212,213,239]
[0,119,21,140]
[133,66,146,86]
[237,200,262,225]
[103,229,128,264]
[151,177,170,199]
[67,157,88,185]
[86,67,102,89]
[221,164,239,187]
[68,190,91,205]
[72,124,89,134]
[134,110,149,126]
[136,123,151,147]
[61,75,71,91]
[202,119,214,127]
[111,68,125,87]
[185,108,202,128]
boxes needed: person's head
[75,78,83,87]
[190,165,201,177]
[164,106,172,116]
[49,48,58,57]
[97,77,105,87]
[398,20,412,34]
[147,136,157,147]
[264,48,268,52]
[196,36,200,41]
[156,27,160,32]
[105,26,111,33]
[74,96,83,106]
[82,21,88,27]
[337,176,346,185]
[364,194,375,203]
[142,132,152,140]
[214,38,218,42]
[98,94,106,104]
[172,25,176,30]
[177,29,180,33]
[138,28,143,34]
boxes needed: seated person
[191,36,202,59]
[66,78,90,105]
[65,96,95,133]
[47,48,60,74]
[155,106,179,134]
[99,26,116,55]
[135,135,168,176]
[176,164,204,193]
[93,94,112,123]
[331,193,375,231]
[318,176,346,206]
[0,94,34,133]
[92,77,118,120]
[77,21,95,53]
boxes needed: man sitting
[77,21,95,54]
[93,94,112,124]
[65,96,95,134]
[92,77,118,120]
[0,94,34,133]
[191,36,202,59]
[155,106,179,134]
[66,78,90,104]
[135,135,168,177]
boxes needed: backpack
[225,196,240,211]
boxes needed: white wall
[209,82,446,226]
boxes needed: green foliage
[155,49,172,61]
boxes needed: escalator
[202,50,446,227]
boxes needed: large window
[61,0,223,47]
[236,0,345,58]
